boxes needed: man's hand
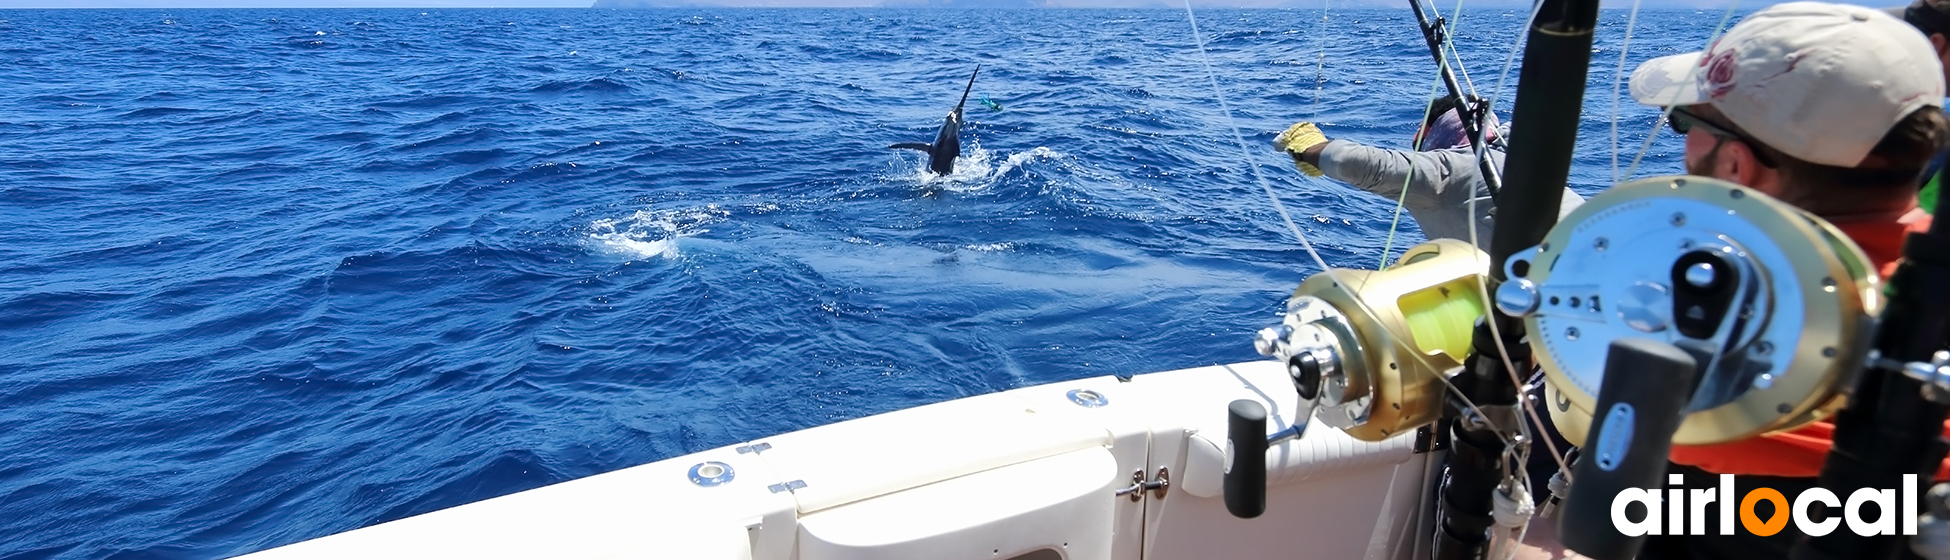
[1273,121,1328,177]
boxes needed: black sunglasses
[1667,107,1778,168]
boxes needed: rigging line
[1313,0,1329,116]
[1469,232,1575,480]
[1622,1,1741,181]
[1383,0,1487,272]
[1500,403,1540,560]
[1483,0,1546,117]
[1369,0,1520,451]
[1609,0,1645,184]
[1178,1,1517,448]
[1180,0,1332,276]
[1462,0,1575,481]
[1409,0,1560,475]
[1404,333,1521,449]
[1377,77,1450,270]
[1436,0,1483,99]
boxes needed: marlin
[891,65,980,176]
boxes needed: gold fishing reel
[1254,238,1490,441]
[1497,175,1881,446]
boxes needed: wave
[116,107,200,119]
[0,8,1714,560]
[526,76,633,95]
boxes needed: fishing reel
[1224,238,1489,518]
[1499,175,1881,559]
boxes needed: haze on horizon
[0,0,1889,11]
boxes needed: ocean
[0,7,1716,558]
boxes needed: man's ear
[1720,140,1775,192]
[1934,33,1949,55]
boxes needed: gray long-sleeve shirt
[1316,140,1585,251]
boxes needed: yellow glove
[1273,121,1327,177]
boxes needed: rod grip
[1225,399,1269,519]
[1560,338,1699,560]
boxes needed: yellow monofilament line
[1378,76,1446,270]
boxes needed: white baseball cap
[1629,2,1944,167]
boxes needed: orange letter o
[1741,488,1790,536]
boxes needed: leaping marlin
[891,65,980,176]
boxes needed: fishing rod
[1795,176,1950,560]
[1406,0,1504,197]
[1431,0,1595,557]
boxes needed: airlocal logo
[1611,474,1919,537]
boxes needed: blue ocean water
[0,7,1718,558]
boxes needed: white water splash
[896,144,1065,193]
[585,205,728,260]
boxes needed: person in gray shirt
[1272,96,1585,251]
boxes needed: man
[1889,0,1950,85]
[1620,3,1943,557]
[1271,96,1585,251]
[1887,0,1950,213]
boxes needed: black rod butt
[1225,399,1269,519]
[1560,338,1699,560]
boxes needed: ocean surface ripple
[0,7,1712,558]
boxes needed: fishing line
[1181,0,1332,276]
[1484,0,1544,117]
[1621,1,1741,181]
[1313,0,1329,117]
[1181,0,1517,451]
[1467,0,1573,484]
[1439,0,1483,99]
[1378,0,1480,270]
[1609,0,1645,184]
[1376,78,1447,270]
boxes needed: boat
[236,0,1950,558]
[236,359,1439,560]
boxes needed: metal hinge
[1114,467,1169,502]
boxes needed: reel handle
[1560,338,1700,560]
[1225,399,1268,519]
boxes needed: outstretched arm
[1311,140,1481,206]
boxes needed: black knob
[1290,353,1323,401]
[1225,399,1268,519]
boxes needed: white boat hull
[237,360,1439,560]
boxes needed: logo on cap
[1702,50,1739,100]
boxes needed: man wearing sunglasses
[1619,2,1946,557]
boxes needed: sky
[0,0,1891,12]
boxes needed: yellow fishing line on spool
[1396,277,1485,359]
